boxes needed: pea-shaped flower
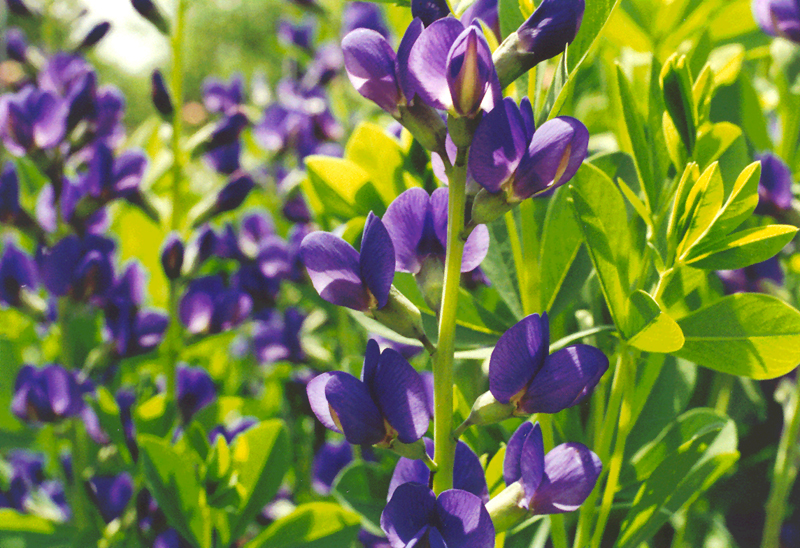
[381,483,494,548]
[753,0,800,42]
[307,339,429,449]
[11,364,85,423]
[755,152,794,217]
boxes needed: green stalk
[590,348,635,548]
[165,0,188,403]
[761,378,800,548]
[431,149,468,495]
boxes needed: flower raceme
[307,339,430,452]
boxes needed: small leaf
[694,122,743,170]
[244,502,361,548]
[345,122,411,205]
[624,290,685,353]
[498,0,525,40]
[673,294,800,379]
[685,225,797,270]
[134,394,176,438]
[567,0,621,73]
[676,162,724,259]
[660,54,696,157]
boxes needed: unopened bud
[131,0,171,35]
[470,188,514,225]
[151,69,174,118]
[77,22,111,51]
[161,233,184,280]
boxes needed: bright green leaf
[331,461,394,535]
[624,290,685,353]
[244,503,361,548]
[345,122,411,205]
[685,224,797,270]
[676,162,724,259]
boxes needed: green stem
[778,88,800,168]
[711,374,734,415]
[590,348,635,548]
[431,149,468,495]
[761,378,800,548]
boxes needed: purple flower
[177,365,217,423]
[78,22,111,51]
[253,308,306,365]
[461,0,500,39]
[343,2,391,37]
[407,18,500,116]
[79,143,147,202]
[0,163,22,223]
[0,242,38,307]
[203,75,245,115]
[87,473,133,523]
[11,364,85,423]
[208,417,257,444]
[0,86,68,156]
[179,275,253,335]
[503,421,601,514]
[717,256,784,294]
[307,339,429,446]
[383,187,489,275]
[489,313,608,416]
[411,0,451,26]
[312,440,353,494]
[755,152,794,216]
[131,0,170,34]
[36,235,116,304]
[6,28,28,62]
[2,451,45,511]
[753,0,800,42]
[151,70,174,117]
[358,530,393,548]
[154,529,193,548]
[214,172,254,214]
[278,20,316,50]
[388,438,489,502]
[161,233,184,280]
[469,97,588,213]
[381,483,494,548]
[300,212,395,312]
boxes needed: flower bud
[161,233,184,280]
[151,69,174,118]
[6,0,33,17]
[215,173,254,214]
[77,22,111,51]
[131,0,171,35]
[485,482,528,532]
[448,26,494,117]
[471,187,514,225]
[457,391,515,435]
[5,28,28,62]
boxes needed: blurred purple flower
[176,365,217,423]
[203,75,245,115]
[411,0,451,26]
[253,308,306,365]
[755,152,794,217]
[6,0,33,16]
[0,86,68,156]
[208,417,257,444]
[504,421,601,514]
[161,233,185,280]
[489,313,608,415]
[6,28,28,62]
[381,483,494,548]
[307,339,429,446]
[36,235,116,304]
[753,0,800,42]
[12,364,85,423]
[87,473,133,523]
[717,256,784,294]
[312,440,353,494]
[154,529,193,548]
[77,22,111,51]
[0,242,38,308]
[278,20,316,50]
[179,275,252,335]
[461,0,500,39]
[342,2,390,37]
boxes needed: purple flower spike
[343,29,402,115]
[307,339,429,446]
[11,364,85,423]
[300,212,395,311]
[0,87,68,156]
[177,365,217,423]
[383,187,489,274]
[88,473,133,523]
[203,75,244,115]
[504,421,602,514]
[754,0,800,42]
[517,0,584,68]
[411,0,452,26]
[388,438,489,502]
[446,24,500,116]
[381,483,494,548]
[312,440,353,494]
[489,313,608,415]
[755,152,794,216]
[0,242,38,307]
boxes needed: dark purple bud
[206,112,249,150]
[381,484,494,548]
[208,417,257,444]
[87,473,133,523]
[755,152,794,216]
[151,69,174,117]
[161,233,184,280]
[0,163,21,222]
[131,0,171,34]
[446,25,500,116]
[489,314,608,415]
[191,225,218,267]
[77,21,111,51]
[176,365,217,423]
[343,2,390,37]
[0,242,38,307]
[312,440,353,494]
[342,29,402,115]
[278,20,315,50]
[215,173,254,214]
[6,28,28,62]
[202,75,244,115]
[6,0,33,16]
[411,0,451,26]
[11,364,85,423]
[204,141,241,175]
[754,0,800,42]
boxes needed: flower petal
[462,224,489,273]
[453,440,490,503]
[342,29,401,114]
[325,372,386,445]
[446,25,497,116]
[382,188,430,273]
[360,212,395,308]
[396,19,425,102]
[300,231,369,310]
[518,344,608,414]
[529,442,602,514]
[371,348,430,443]
[519,422,545,508]
[411,0,451,26]
[381,483,437,548]
[360,338,382,386]
[489,313,549,404]
[436,489,495,548]
[504,420,533,486]
[468,96,527,193]
[388,438,434,500]
[517,0,585,68]
[407,17,465,110]
[306,373,339,432]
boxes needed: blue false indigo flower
[278,20,316,51]
[154,529,193,548]
[717,256,784,294]
[411,0,451,26]
[161,234,184,280]
[0,87,68,156]
[312,440,353,494]
[469,96,588,223]
[342,2,391,37]
[0,242,38,308]
[307,339,430,450]
[80,143,148,203]
[208,417,257,444]
[381,483,494,548]
[87,473,133,523]
[77,22,111,51]
[192,173,255,227]
[202,75,244,115]
[11,364,85,423]
[461,0,500,40]
[6,0,33,16]
[407,18,501,117]
[461,313,607,429]
[388,438,489,502]
[487,421,600,527]
[754,0,800,42]
[0,163,21,222]
[37,235,116,304]
[131,0,170,34]
[253,308,306,365]
[755,152,794,217]
[493,0,584,87]
[151,70,174,117]
[6,28,28,63]
[177,365,217,423]
[382,187,489,308]
[179,275,252,335]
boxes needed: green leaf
[685,225,797,270]
[344,122,410,205]
[660,54,696,157]
[0,509,73,548]
[230,420,291,540]
[90,387,132,462]
[498,0,525,40]
[624,290,684,353]
[706,161,760,238]
[482,218,523,319]
[538,52,569,125]
[676,162,724,260]
[617,410,738,548]
[244,503,361,548]
[567,0,620,73]
[134,394,176,438]
[331,461,394,534]
[139,435,210,548]
[694,122,743,170]
[303,156,383,220]
[673,294,800,379]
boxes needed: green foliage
[244,503,361,548]
[331,460,395,534]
